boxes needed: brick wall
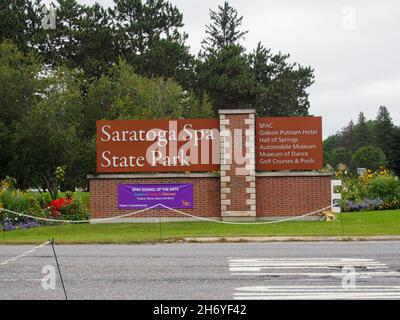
[89,175,220,219]
[256,175,331,216]
[88,173,331,220]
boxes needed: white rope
[1,204,332,225]
[156,204,332,225]
[0,204,160,223]
[0,241,50,266]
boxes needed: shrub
[353,146,387,171]
[367,176,400,202]
[337,168,400,212]
[0,190,31,213]
[59,198,89,221]
[338,174,367,202]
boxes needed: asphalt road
[1,242,400,300]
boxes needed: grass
[1,209,400,244]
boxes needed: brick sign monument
[88,110,331,221]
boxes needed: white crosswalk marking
[234,286,400,300]
[229,258,400,300]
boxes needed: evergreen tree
[197,3,313,114]
[391,127,400,174]
[36,0,83,67]
[196,44,255,110]
[201,1,248,54]
[375,106,394,157]
[112,0,193,86]
[353,112,371,150]
[0,0,45,53]
[249,42,314,116]
[341,120,355,151]
[73,3,117,78]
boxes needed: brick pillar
[219,109,256,221]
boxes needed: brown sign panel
[256,117,323,171]
[97,119,220,173]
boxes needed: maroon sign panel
[256,117,323,171]
[97,119,220,173]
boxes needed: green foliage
[368,176,400,202]
[112,0,193,85]
[84,60,213,137]
[59,198,89,221]
[0,0,41,52]
[196,44,255,110]
[330,147,353,169]
[12,67,85,191]
[352,112,373,150]
[0,190,30,213]
[201,1,248,54]
[85,60,180,129]
[182,92,214,119]
[0,41,42,179]
[197,3,314,114]
[337,168,400,211]
[338,174,367,203]
[353,146,387,171]
[324,106,400,175]
[249,43,314,117]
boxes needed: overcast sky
[44,0,400,137]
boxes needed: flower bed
[1,177,89,231]
[336,168,400,212]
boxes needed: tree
[390,127,400,175]
[197,3,314,114]
[196,44,255,110]
[330,147,353,169]
[12,67,87,190]
[201,1,248,54]
[353,146,387,171]
[353,112,372,150]
[249,42,314,116]
[323,134,343,154]
[375,106,395,164]
[341,120,355,151]
[73,3,118,78]
[83,60,213,138]
[0,41,42,180]
[0,0,41,52]
[38,0,84,68]
[112,0,193,86]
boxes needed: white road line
[230,271,400,277]
[229,266,387,270]
[234,286,400,300]
[235,285,400,290]
[228,258,398,277]
[229,257,400,300]
[1,279,42,282]
[229,258,376,262]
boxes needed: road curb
[182,235,400,243]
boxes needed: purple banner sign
[118,183,194,209]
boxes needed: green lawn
[1,209,400,244]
